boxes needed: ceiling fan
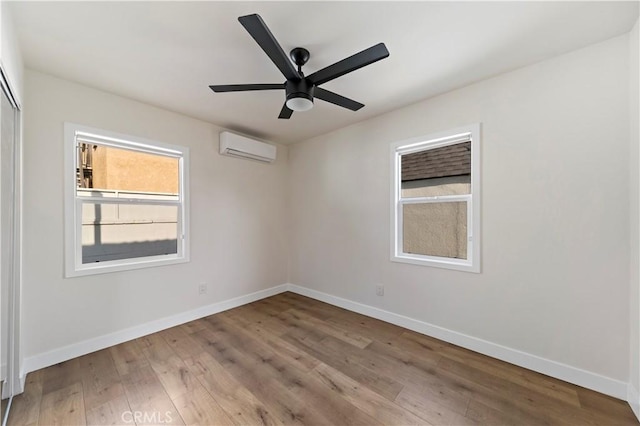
[209,14,389,119]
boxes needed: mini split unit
[219,131,277,163]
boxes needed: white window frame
[64,123,190,277]
[390,124,481,273]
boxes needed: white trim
[629,383,640,421]
[17,376,25,395]
[70,256,190,278]
[395,132,472,156]
[70,124,185,156]
[390,123,481,273]
[22,284,288,375]
[0,65,23,402]
[63,122,190,277]
[286,284,628,400]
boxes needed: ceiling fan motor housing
[285,78,315,105]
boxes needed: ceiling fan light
[286,96,314,112]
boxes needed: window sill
[65,254,189,278]
[391,253,480,273]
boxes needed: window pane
[81,202,178,263]
[401,142,470,198]
[403,202,467,259]
[76,143,179,195]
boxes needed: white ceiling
[10,1,639,144]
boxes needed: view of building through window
[76,143,180,264]
[400,141,471,259]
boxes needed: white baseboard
[285,284,628,400]
[629,383,640,421]
[21,284,289,376]
[17,375,25,394]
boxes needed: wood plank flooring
[6,292,639,425]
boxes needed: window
[64,123,189,277]
[391,124,480,272]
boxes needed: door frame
[0,64,22,400]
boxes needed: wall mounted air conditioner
[219,131,277,163]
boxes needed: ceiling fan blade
[209,84,283,92]
[278,103,293,119]
[308,43,389,86]
[238,14,300,81]
[314,88,364,111]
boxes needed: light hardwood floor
[7,292,639,425]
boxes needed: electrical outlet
[198,283,208,295]
[376,284,384,296]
